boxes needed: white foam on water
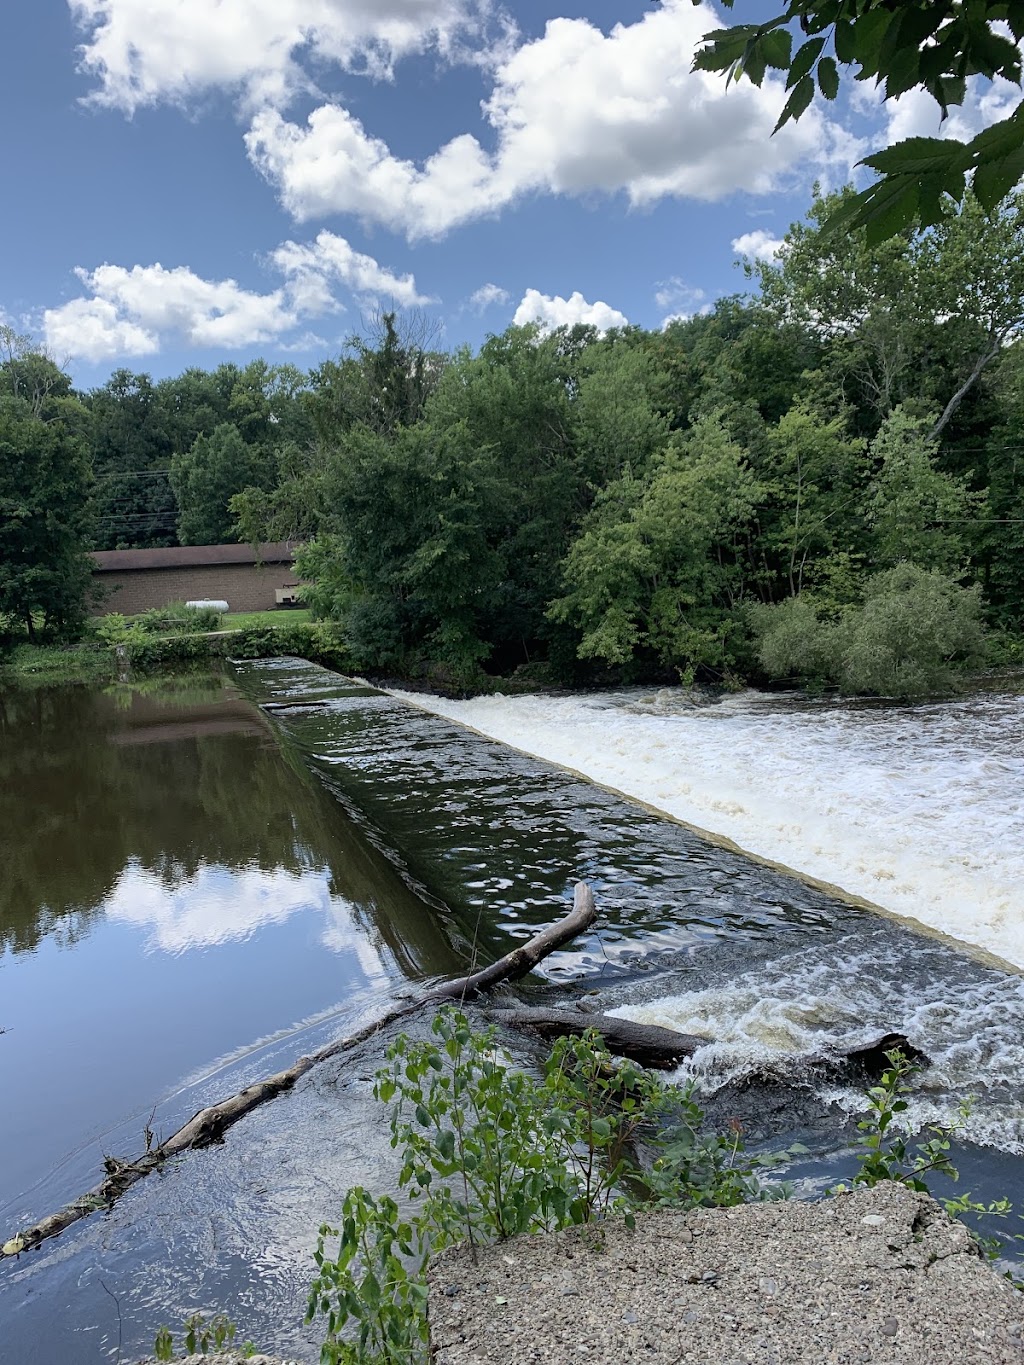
[389,685,1024,970]
[606,937,1024,1153]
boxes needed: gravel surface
[428,1183,1024,1364]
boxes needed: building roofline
[90,542,298,572]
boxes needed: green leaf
[817,56,839,100]
[787,36,826,89]
[833,17,856,65]
[973,144,1024,212]
[852,8,893,75]
[883,42,923,101]
[964,27,1022,83]
[934,74,967,113]
[862,136,970,177]
[822,175,920,245]
[741,41,767,88]
[773,73,815,133]
[760,27,792,72]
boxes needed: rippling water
[389,683,1024,970]
[605,928,1024,1155]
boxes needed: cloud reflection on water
[104,859,387,979]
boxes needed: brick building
[90,542,302,616]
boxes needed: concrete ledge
[428,1183,1024,1364]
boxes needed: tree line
[2,186,1022,693]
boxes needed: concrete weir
[428,1183,1024,1364]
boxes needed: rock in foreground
[428,1183,1023,1364]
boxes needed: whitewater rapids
[389,684,1024,971]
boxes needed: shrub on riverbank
[220,620,349,670]
[0,617,351,685]
[309,1009,793,1364]
[135,602,225,635]
[751,565,987,698]
[987,630,1024,667]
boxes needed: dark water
[1,660,1022,1363]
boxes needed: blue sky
[2,0,1018,388]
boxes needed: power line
[94,469,174,479]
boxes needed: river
[1,662,1022,1361]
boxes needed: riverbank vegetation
[303,1012,1019,1365]
[0,605,343,685]
[3,184,1024,697]
[310,1008,793,1364]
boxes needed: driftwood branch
[1,879,921,1263]
[1,884,597,1261]
[436,882,596,1001]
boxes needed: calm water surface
[1,661,1022,1363]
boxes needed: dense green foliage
[751,564,988,698]
[0,329,96,639]
[88,359,312,549]
[240,193,1020,697]
[694,1,1024,240]
[3,190,1023,694]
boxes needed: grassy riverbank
[0,641,117,686]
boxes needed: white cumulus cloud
[42,233,430,362]
[467,282,511,312]
[70,0,495,112]
[43,296,160,361]
[731,229,785,262]
[513,289,628,334]
[246,0,840,240]
[271,230,433,310]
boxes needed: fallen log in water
[492,1008,926,1081]
[2,882,924,1261]
[828,1030,929,1075]
[1,883,597,1260]
[488,1007,703,1068]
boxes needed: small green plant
[94,612,133,644]
[153,1311,255,1359]
[844,1049,1017,1263]
[308,1008,787,1365]
[136,602,223,635]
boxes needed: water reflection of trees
[0,680,457,978]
